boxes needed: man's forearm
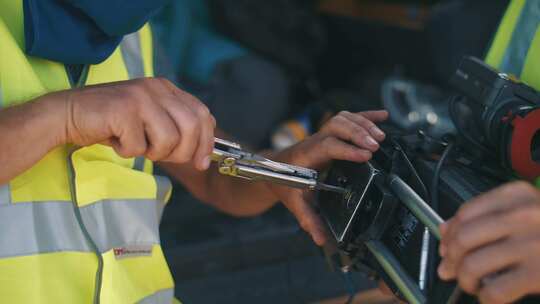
[0,95,67,184]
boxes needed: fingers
[321,114,379,152]
[321,111,387,143]
[448,181,538,224]
[439,210,525,280]
[452,237,528,294]
[280,188,328,245]
[478,264,540,304]
[180,94,216,171]
[162,102,201,163]
[70,77,216,168]
[304,136,372,168]
[357,110,389,122]
[109,116,148,158]
[140,104,182,161]
[437,182,540,302]
[378,281,394,296]
[149,78,215,169]
[195,121,214,170]
[439,182,538,268]
[340,110,388,141]
[440,203,540,281]
[440,182,540,270]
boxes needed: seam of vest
[121,32,145,79]
[155,175,171,222]
[133,156,146,171]
[155,175,171,203]
[500,0,540,76]
[137,288,175,304]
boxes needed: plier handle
[212,138,346,193]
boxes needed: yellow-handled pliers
[212,138,346,194]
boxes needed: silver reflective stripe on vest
[500,0,540,76]
[0,201,91,258]
[0,198,165,258]
[137,288,174,304]
[79,200,161,253]
[121,32,145,79]
[0,184,10,206]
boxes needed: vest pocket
[72,145,160,207]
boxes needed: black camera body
[450,56,540,180]
[319,133,502,304]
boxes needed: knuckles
[154,76,173,87]
[145,130,181,161]
[299,219,310,232]
[115,141,147,159]
[452,232,469,254]
[320,137,335,154]
[181,114,200,136]
[337,110,351,117]
[138,76,167,89]
[194,101,211,118]
[168,153,191,164]
[130,144,147,158]
[479,286,507,304]
[508,204,540,225]
[529,238,540,254]
[453,205,470,225]
[507,180,536,194]
[457,258,480,293]
[115,148,135,159]
[324,115,348,131]
[504,181,540,202]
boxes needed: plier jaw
[212,138,347,193]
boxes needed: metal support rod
[388,174,444,240]
[419,227,430,290]
[366,241,427,304]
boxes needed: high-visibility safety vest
[485,0,540,186]
[0,1,175,303]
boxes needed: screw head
[223,157,236,166]
[338,176,348,185]
[219,166,232,175]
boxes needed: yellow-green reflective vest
[485,0,540,186]
[0,1,175,303]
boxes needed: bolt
[223,157,236,166]
[219,166,231,175]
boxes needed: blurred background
[150,0,508,302]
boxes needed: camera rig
[318,132,497,304]
[317,57,540,303]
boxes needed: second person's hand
[271,110,389,245]
[438,181,540,304]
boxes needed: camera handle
[364,174,463,304]
[388,174,443,238]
